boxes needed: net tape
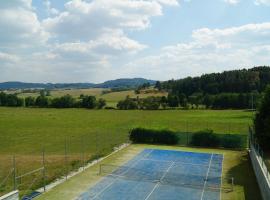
[99,164,230,192]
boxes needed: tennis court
[77,149,223,200]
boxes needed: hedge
[129,128,179,145]
[190,130,220,147]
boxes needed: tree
[160,96,168,109]
[117,96,138,110]
[46,90,51,96]
[40,90,46,97]
[155,81,162,91]
[167,94,179,107]
[81,95,97,109]
[51,95,75,108]
[35,96,49,107]
[25,96,35,107]
[97,98,106,109]
[141,97,160,110]
[254,85,270,150]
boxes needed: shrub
[129,128,179,145]
[219,134,244,148]
[190,130,219,147]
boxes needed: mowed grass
[36,145,261,200]
[0,108,252,154]
[0,108,253,196]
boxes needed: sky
[0,0,270,83]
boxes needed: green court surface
[36,145,261,200]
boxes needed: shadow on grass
[227,153,262,200]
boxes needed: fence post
[65,138,68,180]
[95,132,98,156]
[13,155,16,190]
[42,148,46,192]
[81,136,85,170]
[231,177,234,191]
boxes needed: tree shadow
[227,153,262,200]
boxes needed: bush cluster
[190,129,245,148]
[129,128,179,145]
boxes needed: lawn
[0,108,253,196]
[36,144,261,200]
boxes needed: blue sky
[0,0,270,83]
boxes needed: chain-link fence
[249,127,270,200]
[0,131,130,199]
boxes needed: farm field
[36,144,261,200]
[0,108,253,197]
[11,88,167,107]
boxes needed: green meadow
[0,107,253,196]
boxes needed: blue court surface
[77,149,223,200]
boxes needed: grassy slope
[37,144,261,200]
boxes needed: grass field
[36,144,261,200]
[0,108,253,197]
[13,88,167,107]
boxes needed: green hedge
[129,128,179,145]
[190,130,219,147]
[129,128,247,149]
[189,129,247,148]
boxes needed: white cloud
[224,0,240,5]
[43,0,59,16]
[42,0,176,41]
[123,22,270,80]
[254,0,270,5]
[0,52,19,63]
[0,0,49,49]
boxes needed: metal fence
[249,127,270,200]
[0,132,130,199]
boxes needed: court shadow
[226,153,262,200]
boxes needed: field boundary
[36,143,130,194]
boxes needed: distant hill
[95,78,156,88]
[0,78,156,90]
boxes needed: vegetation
[159,66,270,109]
[254,85,270,150]
[0,92,106,109]
[129,128,179,145]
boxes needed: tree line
[0,92,106,109]
[152,66,270,109]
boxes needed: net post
[99,164,102,175]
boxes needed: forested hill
[160,66,270,96]
[0,78,155,90]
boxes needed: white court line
[90,149,153,200]
[144,161,175,200]
[141,158,209,167]
[200,154,214,200]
